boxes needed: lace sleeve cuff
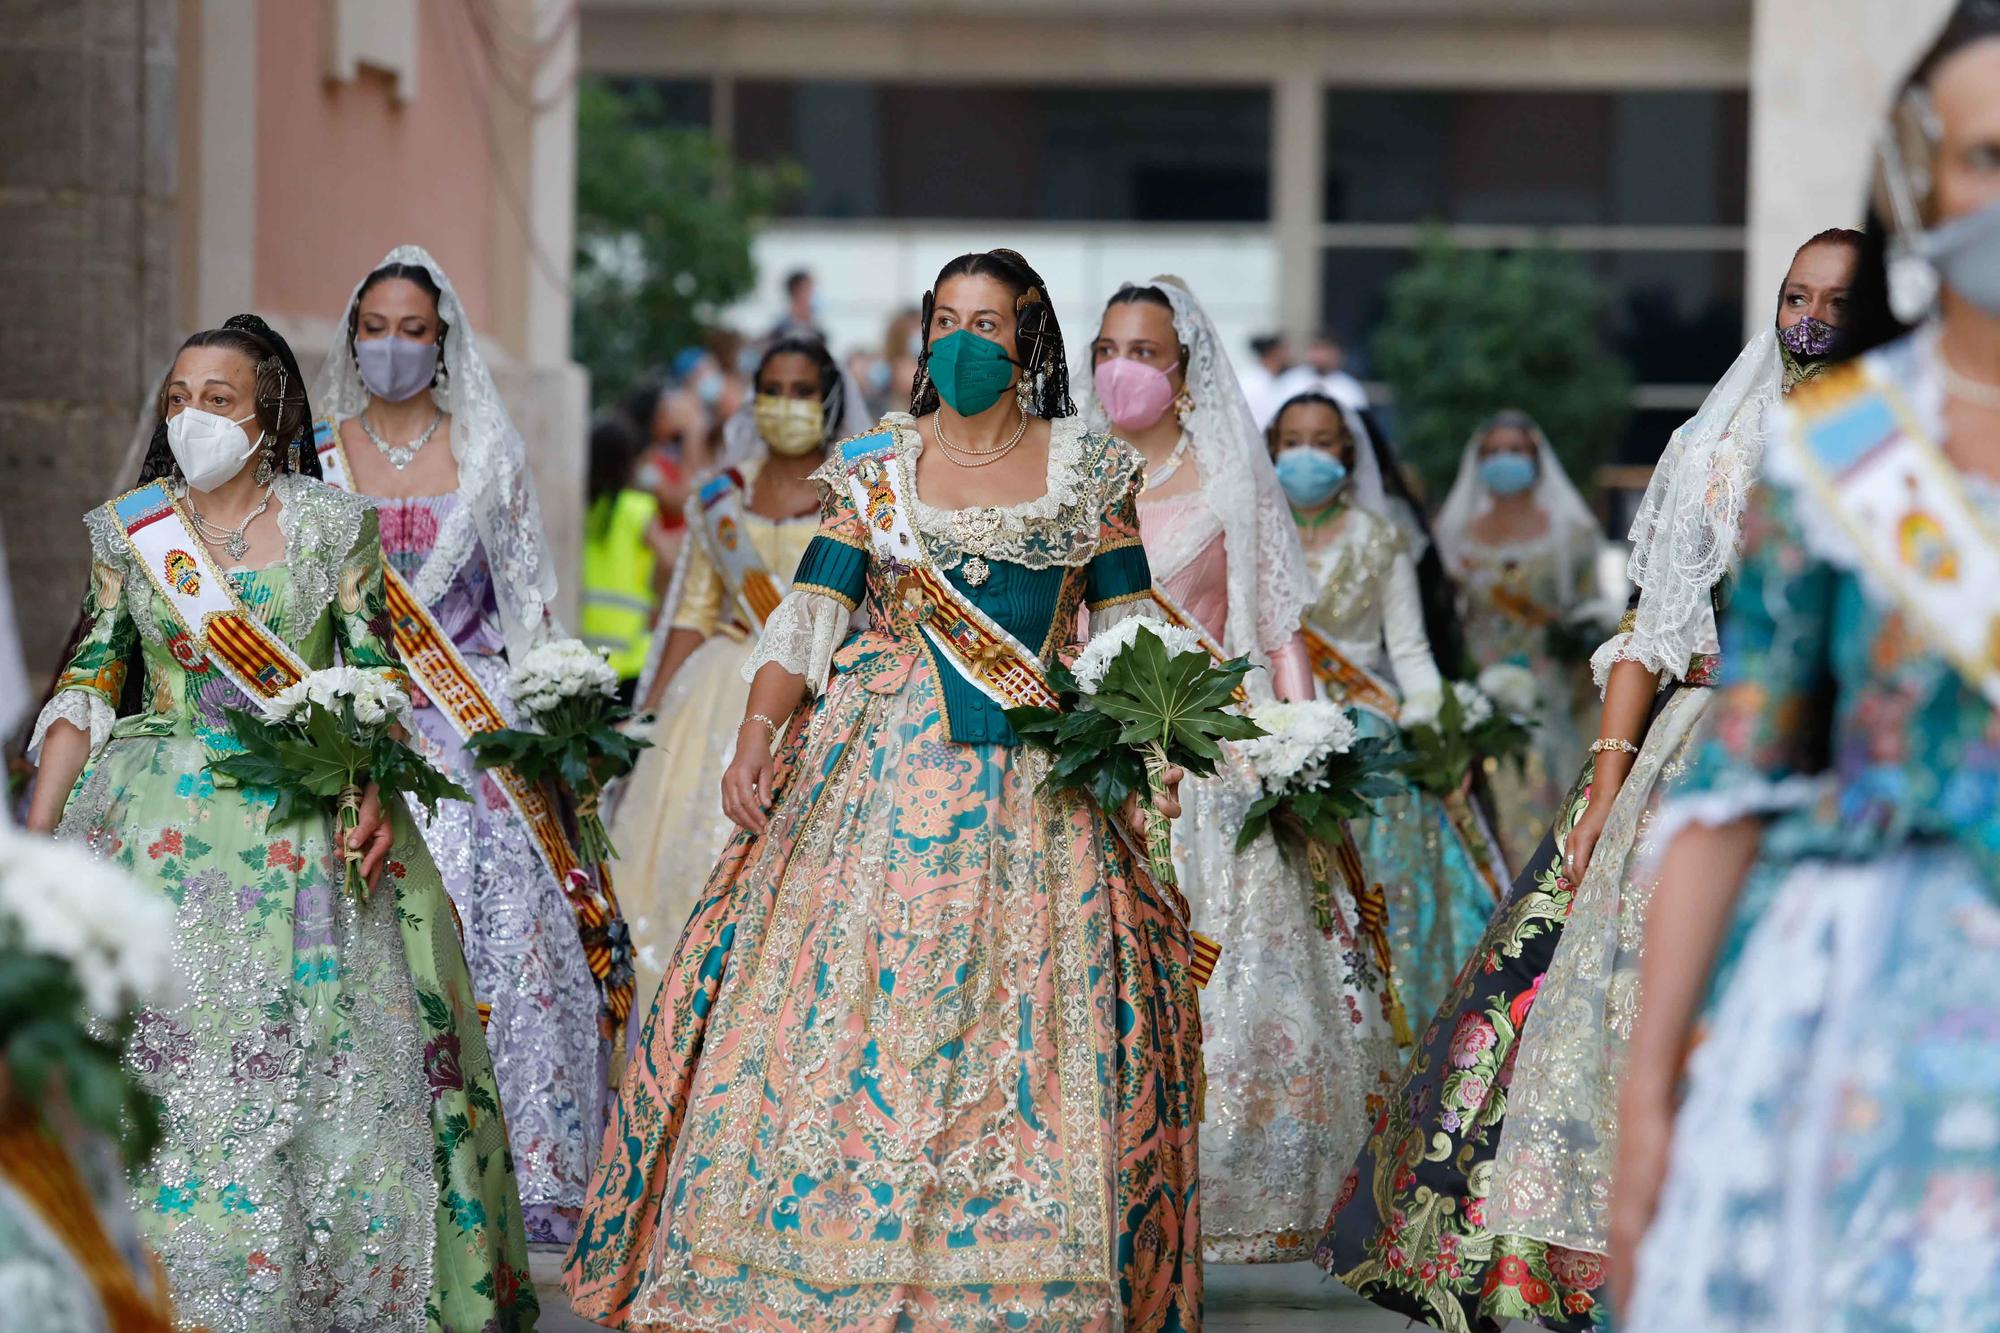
[742,590,849,693]
[1649,775,1828,859]
[28,690,114,764]
[1589,631,1689,694]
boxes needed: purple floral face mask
[1779,314,1843,361]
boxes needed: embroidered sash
[111,482,309,703]
[1785,359,2000,710]
[843,438,1061,712]
[687,468,787,631]
[314,419,632,1030]
[1299,621,1401,722]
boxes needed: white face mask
[167,407,264,492]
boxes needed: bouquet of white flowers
[1476,662,1541,722]
[1399,679,1534,797]
[467,638,649,865]
[1007,616,1262,889]
[0,825,177,1162]
[213,667,468,897]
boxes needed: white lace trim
[28,691,113,763]
[1647,775,1830,865]
[1621,329,1780,698]
[742,589,848,693]
[1588,625,1715,694]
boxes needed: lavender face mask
[1778,314,1844,362]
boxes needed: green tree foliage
[1371,231,1632,502]
[573,80,803,405]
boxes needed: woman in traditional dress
[311,245,629,1246]
[1314,226,1871,1331]
[1615,12,2000,1326]
[1081,279,1400,1265]
[1434,412,1603,860]
[25,316,536,1330]
[1266,392,1499,1025]
[615,335,871,1006]
[562,249,1202,1331]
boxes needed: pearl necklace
[360,406,445,470]
[933,406,1029,468]
[1140,431,1192,492]
[181,482,274,562]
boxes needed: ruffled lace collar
[877,413,1134,572]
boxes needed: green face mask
[927,328,1020,417]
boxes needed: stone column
[1746,0,1954,326]
[1272,68,1325,343]
[0,0,179,682]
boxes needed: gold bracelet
[1589,737,1640,755]
[744,712,782,735]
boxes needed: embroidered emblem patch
[1897,510,1958,582]
[164,549,201,596]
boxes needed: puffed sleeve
[332,509,414,692]
[742,461,868,691]
[1658,480,1835,833]
[1381,550,1445,708]
[29,536,135,762]
[1083,445,1154,632]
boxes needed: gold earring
[1173,385,1195,422]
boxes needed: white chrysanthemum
[265,666,410,729]
[1238,700,1361,793]
[1476,663,1540,720]
[1070,614,1207,696]
[1402,680,1494,731]
[508,638,619,719]
[0,824,178,1020]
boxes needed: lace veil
[311,244,559,659]
[1592,327,1781,687]
[1433,413,1601,594]
[1076,276,1313,674]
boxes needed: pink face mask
[1093,356,1181,432]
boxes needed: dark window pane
[1318,247,1416,375]
[1589,249,1746,385]
[610,78,711,130]
[1324,89,1748,227]
[735,81,1270,222]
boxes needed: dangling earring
[1016,373,1033,414]
[286,433,301,474]
[253,444,276,486]
[1172,384,1196,424]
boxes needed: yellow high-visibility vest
[580,489,660,680]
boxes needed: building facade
[1,0,584,677]
[580,0,1950,457]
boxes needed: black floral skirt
[1314,760,1612,1333]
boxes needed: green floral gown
[34,474,537,1331]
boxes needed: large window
[731,81,1272,222]
[1319,88,1750,462]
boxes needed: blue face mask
[1275,448,1349,508]
[1478,452,1537,496]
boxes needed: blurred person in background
[581,413,660,699]
[766,267,823,343]
[1617,7,2000,1324]
[1262,391,1500,1029]
[1270,331,1369,421]
[1083,278,1401,1266]
[1238,331,1292,427]
[611,335,870,1008]
[705,327,750,427]
[883,306,924,414]
[1434,410,1604,859]
[1318,225,1871,1331]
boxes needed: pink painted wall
[253,2,498,335]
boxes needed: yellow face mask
[753,394,825,456]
